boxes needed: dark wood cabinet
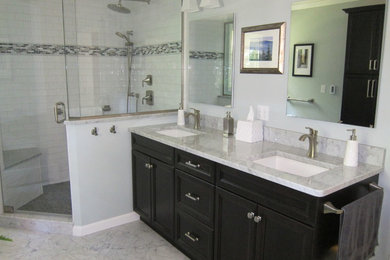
[132,135,175,240]
[341,4,385,127]
[214,187,257,260]
[257,205,314,260]
[133,150,152,221]
[151,158,175,239]
[132,133,380,260]
[214,187,314,260]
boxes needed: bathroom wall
[287,3,347,122]
[65,113,176,227]
[0,0,69,185]
[186,0,390,258]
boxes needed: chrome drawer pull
[185,193,200,202]
[367,80,372,98]
[369,59,373,70]
[371,80,376,98]
[373,59,378,70]
[185,161,201,169]
[254,216,262,223]
[185,232,199,242]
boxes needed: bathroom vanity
[130,124,383,260]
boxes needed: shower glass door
[0,0,71,215]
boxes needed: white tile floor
[0,220,189,260]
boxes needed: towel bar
[287,96,315,103]
[323,182,382,215]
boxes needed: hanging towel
[337,188,384,260]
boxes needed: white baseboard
[73,212,140,237]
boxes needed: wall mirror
[188,13,235,107]
[287,0,386,127]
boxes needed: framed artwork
[292,43,314,77]
[240,22,286,74]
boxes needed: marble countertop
[130,124,383,197]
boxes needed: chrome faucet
[299,127,318,158]
[186,108,201,130]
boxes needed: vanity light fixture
[199,0,222,9]
[181,0,200,12]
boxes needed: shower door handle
[54,102,66,124]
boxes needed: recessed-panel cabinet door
[256,205,314,260]
[214,188,257,260]
[340,75,376,127]
[132,151,151,221]
[151,158,175,239]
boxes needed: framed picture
[240,22,286,74]
[292,44,314,77]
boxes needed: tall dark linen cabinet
[340,4,385,127]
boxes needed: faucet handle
[190,108,200,114]
[305,127,317,135]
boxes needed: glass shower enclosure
[0,0,182,216]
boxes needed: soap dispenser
[223,112,234,137]
[177,103,185,126]
[343,129,358,167]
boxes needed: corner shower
[0,0,181,218]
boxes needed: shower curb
[0,212,73,235]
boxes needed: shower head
[107,0,131,14]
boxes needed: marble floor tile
[0,220,189,260]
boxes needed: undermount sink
[253,155,330,177]
[156,129,198,138]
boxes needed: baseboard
[72,212,140,236]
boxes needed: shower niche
[63,0,182,118]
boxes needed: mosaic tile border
[0,42,182,57]
[190,51,224,60]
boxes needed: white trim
[72,212,140,237]
[292,0,360,10]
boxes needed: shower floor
[18,182,72,215]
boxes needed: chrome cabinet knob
[144,163,153,169]
[254,216,262,223]
[247,212,255,219]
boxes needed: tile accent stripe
[190,51,224,60]
[133,42,182,56]
[0,42,182,57]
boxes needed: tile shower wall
[0,0,69,185]
[127,0,182,113]
[66,0,182,116]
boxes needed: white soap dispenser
[177,103,185,126]
[343,129,359,167]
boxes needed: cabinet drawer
[176,209,214,260]
[216,165,318,226]
[176,170,215,227]
[132,133,174,165]
[175,150,215,184]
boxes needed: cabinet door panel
[256,205,314,260]
[340,75,376,127]
[132,151,151,221]
[344,11,376,74]
[214,188,257,260]
[152,158,175,239]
